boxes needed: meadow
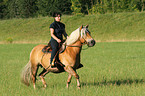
[0,12,145,95]
[1,12,145,43]
[0,42,145,96]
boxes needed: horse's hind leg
[38,68,49,88]
[65,66,80,89]
[31,64,39,89]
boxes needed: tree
[37,0,71,16]
[5,0,37,18]
[58,0,72,14]
[6,0,21,18]
[0,0,142,19]
[0,0,8,18]
[71,0,82,14]
[141,0,144,11]
[19,0,37,18]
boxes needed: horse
[21,25,96,89]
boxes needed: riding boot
[50,59,55,68]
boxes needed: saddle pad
[42,44,66,54]
[42,46,52,53]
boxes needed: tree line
[0,0,145,19]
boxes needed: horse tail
[21,60,32,86]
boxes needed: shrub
[6,37,13,43]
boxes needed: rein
[64,43,89,50]
[64,36,88,49]
[65,43,83,48]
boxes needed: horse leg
[65,66,80,89]
[31,65,39,89]
[66,74,72,88]
[38,68,49,88]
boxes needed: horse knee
[67,80,71,84]
[67,78,71,83]
[65,66,79,79]
[75,74,79,79]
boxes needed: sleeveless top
[49,21,65,40]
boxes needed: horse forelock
[81,27,87,38]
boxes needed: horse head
[79,25,96,47]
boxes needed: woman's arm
[63,30,69,39]
[50,28,61,43]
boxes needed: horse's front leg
[67,74,72,88]
[64,66,80,89]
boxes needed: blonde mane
[66,28,80,45]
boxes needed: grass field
[1,12,145,43]
[0,42,145,96]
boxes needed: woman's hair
[52,12,62,17]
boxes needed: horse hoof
[44,84,47,88]
[77,86,81,89]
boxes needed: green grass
[0,42,145,96]
[1,12,145,43]
[0,12,145,95]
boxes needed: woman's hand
[57,39,61,43]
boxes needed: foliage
[71,0,82,14]
[0,0,145,19]
[88,0,139,14]
[0,0,8,18]
[3,0,37,18]
[6,37,13,43]
[19,0,37,18]
[30,0,71,17]
[6,0,21,18]
[36,0,54,16]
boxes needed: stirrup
[51,62,54,66]
[50,62,55,68]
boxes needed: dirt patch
[0,39,145,44]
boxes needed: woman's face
[54,14,61,22]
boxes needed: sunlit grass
[1,12,145,44]
[0,42,145,96]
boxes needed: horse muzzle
[87,39,96,47]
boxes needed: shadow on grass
[81,79,144,87]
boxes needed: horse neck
[66,40,82,54]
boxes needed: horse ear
[80,25,83,30]
[85,25,89,28]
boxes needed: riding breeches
[50,40,59,64]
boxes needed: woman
[49,12,68,67]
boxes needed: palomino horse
[21,25,95,89]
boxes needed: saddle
[42,40,66,54]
